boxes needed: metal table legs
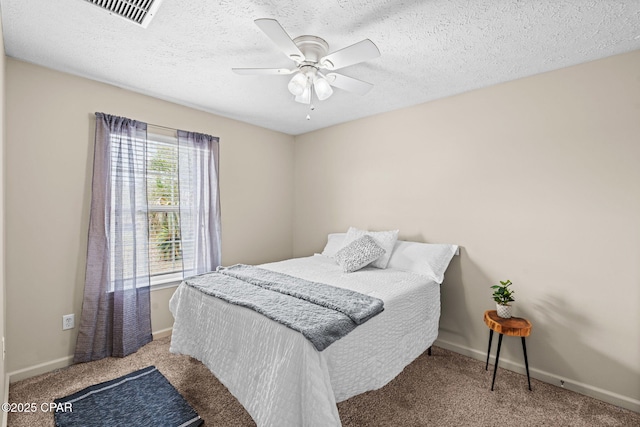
[486,330,532,391]
[522,337,532,391]
[490,334,504,391]
[485,329,494,370]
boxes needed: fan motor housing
[292,35,329,64]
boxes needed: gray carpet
[8,336,639,426]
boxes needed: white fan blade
[232,68,296,75]
[254,18,305,62]
[326,73,373,95]
[320,39,380,70]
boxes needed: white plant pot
[496,303,512,319]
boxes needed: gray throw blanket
[184,264,384,351]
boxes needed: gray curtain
[74,113,152,363]
[177,130,221,277]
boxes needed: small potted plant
[491,279,515,318]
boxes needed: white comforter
[169,254,441,426]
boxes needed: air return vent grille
[84,0,164,28]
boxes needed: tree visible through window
[147,135,183,281]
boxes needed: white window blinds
[109,132,184,287]
[146,134,182,278]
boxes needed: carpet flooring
[8,336,640,426]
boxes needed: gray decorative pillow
[341,227,399,269]
[334,235,386,273]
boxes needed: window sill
[151,272,183,291]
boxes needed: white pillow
[320,233,347,257]
[334,235,386,273]
[386,240,458,283]
[341,227,399,269]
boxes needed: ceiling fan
[233,19,380,104]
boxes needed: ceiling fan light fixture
[288,72,308,96]
[234,19,380,104]
[314,75,333,101]
[295,86,311,104]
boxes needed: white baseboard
[2,374,8,427]
[434,338,640,413]
[152,327,172,340]
[7,355,74,384]
[7,328,174,385]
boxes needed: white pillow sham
[386,240,458,283]
[341,227,399,269]
[320,233,347,257]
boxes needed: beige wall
[3,46,639,410]
[0,12,7,415]
[4,59,294,374]
[294,50,640,408]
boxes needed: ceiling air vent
[84,0,164,28]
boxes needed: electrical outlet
[62,314,75,330]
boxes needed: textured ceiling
[1,0,639,135]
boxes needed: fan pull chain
[306,87,315,120]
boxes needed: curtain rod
[96,112,177,131]
[96,112,216,138]
[147,122,178,131]
[147,122,219,141]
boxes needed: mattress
[169,254,441,427]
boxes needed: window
[109,132,185,289]
[78,112,220,362]
[146,133,184,286]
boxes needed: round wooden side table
[484,309,532,391]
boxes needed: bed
[169,231,458,426]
